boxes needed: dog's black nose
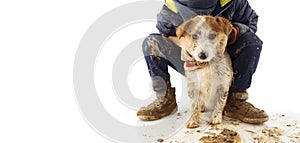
[199,52,207,60]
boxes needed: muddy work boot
[137,81,177,121]
[223,91,269,124]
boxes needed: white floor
[138,111,300,143]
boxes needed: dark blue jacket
[156,0,258,37]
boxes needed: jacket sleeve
[156,20,176,37]
[232,0,258,35]
[156,5,178,37]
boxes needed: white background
[1,0,300,143]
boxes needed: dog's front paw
[211,114,222,125]
[186,113,201,128]
[186,120,200,128]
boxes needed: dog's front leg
[211,85,228,124]
[186,105,201,128]
[186,86,202,128]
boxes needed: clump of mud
[253,127,283,143]
[199,128,241,143]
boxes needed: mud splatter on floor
[158,113,300,143]
[253,127,283,143]
[199,128,241,143]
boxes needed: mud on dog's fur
[176,16,233,128]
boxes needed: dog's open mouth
[185,61,197,67]
[185,52,198,67]
[185,60,208,67]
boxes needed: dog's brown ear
[215,16,232,36]
[214,17,232,54]
[176,19,193,39]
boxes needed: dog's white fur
[176,16,233,128]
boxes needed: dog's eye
[208,34,216,40]
[192,34,198,40]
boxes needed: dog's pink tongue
[185,61,196,67]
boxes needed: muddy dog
[175,16,233,128]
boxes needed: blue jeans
[142,32,262,92]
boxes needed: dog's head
[176,16,232,65]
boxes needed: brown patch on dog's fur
[205,16,232,54]
[176,18,193,39]
[205,16,232,36]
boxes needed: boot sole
[224,111,269,124]
[240,116,269,124]
[137,106,178,121]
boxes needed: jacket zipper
[215,1,233,16]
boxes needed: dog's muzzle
[184,50,208,67]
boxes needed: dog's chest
[186,66,211,85]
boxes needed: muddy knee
[142,34,164,56]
